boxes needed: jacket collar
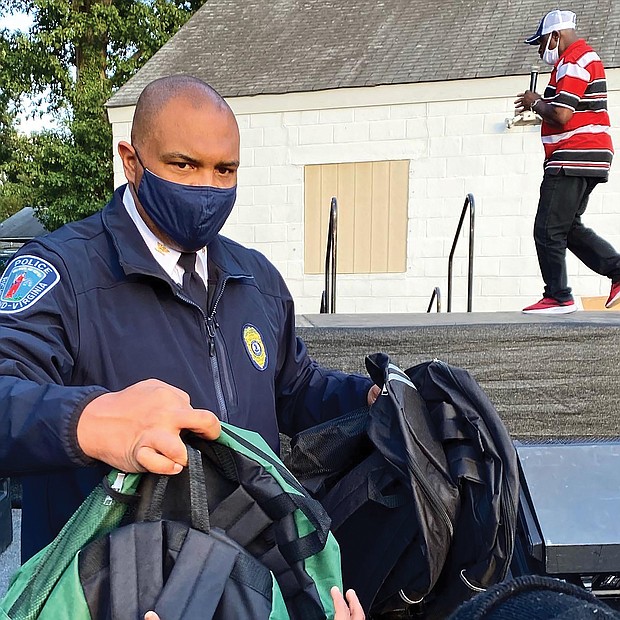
[102,185,252,283]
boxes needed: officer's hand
[77,379,221,474]
[367,384,381,406]
[143,587,364,620]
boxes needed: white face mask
[542,33,559,66]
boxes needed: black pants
[534,171,620,302]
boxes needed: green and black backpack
[0,424,342,620]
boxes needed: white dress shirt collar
[121,186,208,286]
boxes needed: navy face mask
[134,151,237,252]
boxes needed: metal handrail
[426,287,442,313]
[447,193,475,312]
[320,197,338,313]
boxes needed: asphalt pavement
[0,510,20,597]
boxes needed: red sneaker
[605,281,620,309]
[522,297,577,315]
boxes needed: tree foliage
[0,42,28,223]
[0,0,203,229]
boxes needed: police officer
[0,75,379,561]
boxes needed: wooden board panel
[387,160,409,272]
[353,162,373,273]
[304,160,409,275]
[581,296,620,311]
[370,162,390,272]
[304,165,322,274]
[335,163,355,273]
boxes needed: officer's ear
[118,141,141,186]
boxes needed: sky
[1,11,55,134]
[0,11,31,31]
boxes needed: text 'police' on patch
[0,255,60,314]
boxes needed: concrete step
[296,311,620,440]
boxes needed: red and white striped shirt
[541,38,613,178]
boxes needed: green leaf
[1,0,202,229]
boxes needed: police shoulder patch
[0,255,61,314]
[242,323,268,371]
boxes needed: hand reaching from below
[143,585,365,619]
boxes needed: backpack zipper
[431,358,517,585]
[103,472,126,506]
[394,426,455,538]
[392,370,456,606]
[386,376,455,539]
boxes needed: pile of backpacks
[1,354,521,619]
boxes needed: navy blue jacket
[0,187,371,560]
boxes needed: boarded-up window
[304,160,409,274]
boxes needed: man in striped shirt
[515,9,620,314]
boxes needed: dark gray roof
[0,207,48,242]
[107,0,620,107]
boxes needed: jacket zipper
[206,278,231,421]
[176,284,230,422]
[432,358,517,585]
[177,271,253,425]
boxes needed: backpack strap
[187,446,210,533]
[210,489,329,620]
[205,435,336,619]
[322,450,408,531]
[109,521,165,619]
[208,440,333,563]
[142,446,210,533]
[153,529,272,620]
[108,520,271,620]
[263,492,332,564]
[210,485,273,547]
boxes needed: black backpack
[286,354,519,618]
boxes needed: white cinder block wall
[108,71,620,314]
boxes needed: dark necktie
[178,252,207,311]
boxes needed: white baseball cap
[524,9,577,45]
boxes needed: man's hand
[514,90,540,114]
[143,586,365,620]
[514,91,573,126]
[367,384,381,406]
[77,379,221,474]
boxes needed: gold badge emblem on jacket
[243,324,268,371]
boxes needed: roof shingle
[107,0,620,108]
